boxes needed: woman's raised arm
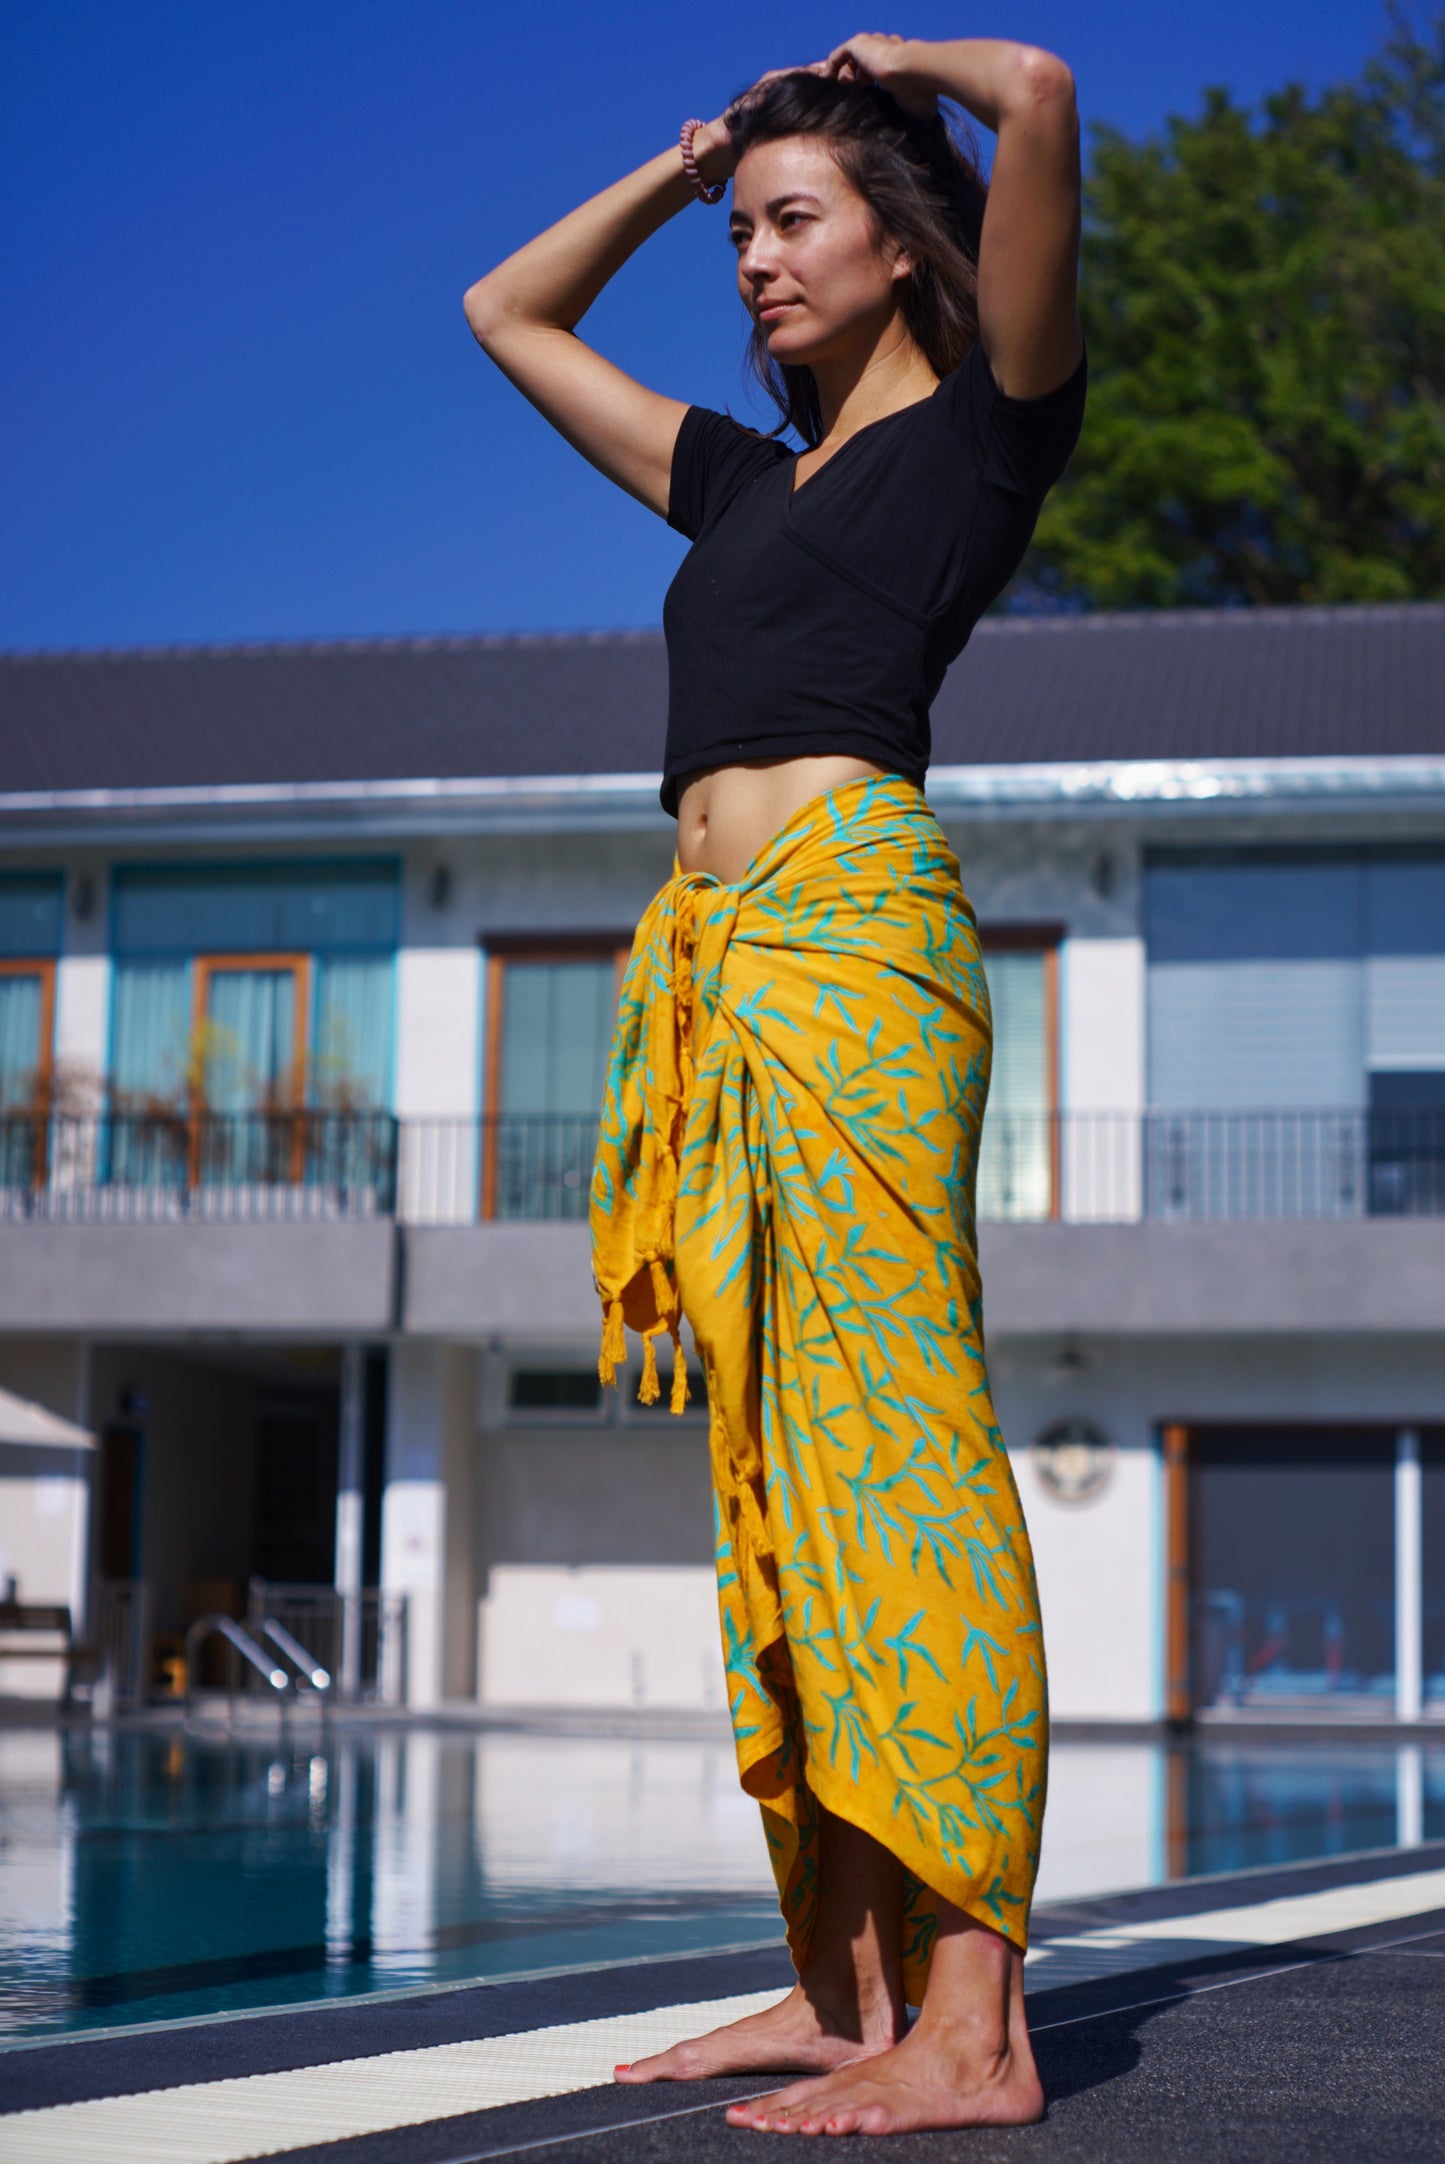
[825,34,1083,401]
[463,122,734,517]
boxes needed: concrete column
[1059,936,1146,1221]
[334,1345,365,1699]
[1396,1427,1422,1724]
[391,878,482,1224]
[70,1339,95,1637]
[1397,1743,1424,1849]
[380,1342,474,1710]
[54,865,110,1090]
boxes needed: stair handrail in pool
[184,1614,292,1711]
[256,1616,332,1695]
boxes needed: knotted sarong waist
[590,775,1047,1991]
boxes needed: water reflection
[0,1722,1442,2040]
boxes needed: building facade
[1,604,1443,1725]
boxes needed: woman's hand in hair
[822,33,940,117]
[687,111,741,188]
[726,60,833,130]
[707,65,816,173]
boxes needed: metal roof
[1,604,1442,794]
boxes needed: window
[502,1357,708,1425]
[481,928,1059,1223]
[509,1369,604,1413]
[0,875,62,1188]
[194,954,309,1183]
[481,939,630,1219]
[1144,848,1445,1218]
[108,861,397,1189]
[1188,1426,1397,1715]
[977,930,1059,1221]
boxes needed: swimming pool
[1,1721,1442,2042]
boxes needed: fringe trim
[638,1331,661,1405]
[670,1329,690,1415]
[598,1299,626,1389]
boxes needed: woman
[465,31,1083,2137]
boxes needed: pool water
[1,1722,1442,2042]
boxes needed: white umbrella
[0,1386,95,1450]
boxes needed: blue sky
[0,2,1395,652]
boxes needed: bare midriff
[675,754,890,885]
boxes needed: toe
[726,2100,777,2129]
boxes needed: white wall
[0,1448,90,1697]
[1060,935,1146,1219]
[52,857,109,1102]
[479,1564,727,1711]
[0,1342,93,1675]
[1063,938,1145,1115]
[941,820,1138,941]
[393,854,482,1145]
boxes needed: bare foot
[723,2013,1044,2135]
[614,1980,906,2085]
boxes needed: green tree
[1027,8,1445,607]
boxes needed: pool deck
[3,1842,1442,2162]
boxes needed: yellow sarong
[591,774,1046,2002]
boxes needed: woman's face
[730,136,909,371]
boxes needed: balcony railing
[0,1109,397,1222]
[2,1107,1443,1226]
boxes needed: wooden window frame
[1162,1422,1191,1729]
[191,953,311,1184]
[0,957,57,1186]
[977,923,1062,1221]
[479,935,633,1222]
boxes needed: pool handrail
[184,1614,291,1709]
[256,1616,332,1694]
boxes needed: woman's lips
[757,298,798,320]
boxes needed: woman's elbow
[462,276,502,346]
[1013,46,1077,122]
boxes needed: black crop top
[659,340,1086,815]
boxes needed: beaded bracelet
[679,119,726,204]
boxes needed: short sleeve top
[659,339,1086,814]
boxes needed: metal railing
[0,1110,396,1223]
[246,1581,408,1706]
[184,1614,293,1710]
[3,1108,1444,1226]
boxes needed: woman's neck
[810,326,939,445]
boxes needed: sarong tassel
[670,1329,690,1414]
[638,1330,661,1405]
[598,1298,626,1389]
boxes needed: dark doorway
[252,1387,339,1585]
[98,1424,144,1580]
[1189,1425,1396,1714]
[1368,1070,1445,1215]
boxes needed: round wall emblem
[1032,1419,1114,1504]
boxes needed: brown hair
[723,71,988,447]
